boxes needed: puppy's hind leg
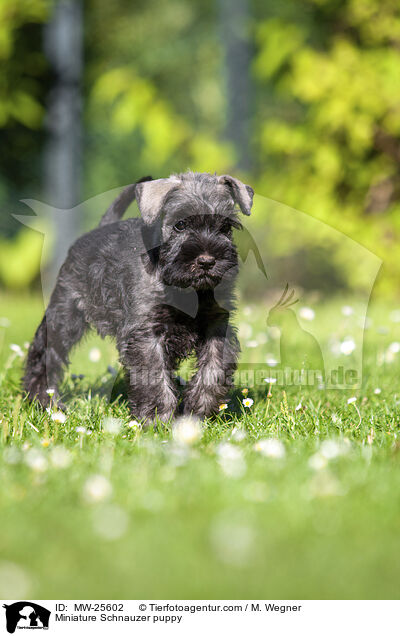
[24,300,88,409]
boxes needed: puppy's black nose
[197,253,216,269]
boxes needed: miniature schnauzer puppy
[23,171,254,422]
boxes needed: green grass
[1,291,400,599]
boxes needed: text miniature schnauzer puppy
[23,171,254,422]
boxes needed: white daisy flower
[219,403,228,411]
[264,377,277,384]
[51,411,66,424]
[10,344,23,357]
[89,347,101,362]
[242,398,254,408]
[374,388,381,395]
[308,453,328,471]
[299,307,315,321]
[388,342,400,354]
[254,438,285,459]
[347,397,357,404]
[127,420,141,429]
[216,443,246,478]
[25,449,48,472]
[172,416,202,445]
[83,475,112,503]
[340,338,356,355]
[341,305,354,316]
[320,439,349,459]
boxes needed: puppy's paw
[135,410,176,429]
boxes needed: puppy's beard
[191,273,220,290]
[159,243,239,290]
[161,266,238,291]
[161,271,220,290]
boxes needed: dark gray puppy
[23,171,254,422]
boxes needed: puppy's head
[136,172,254,290]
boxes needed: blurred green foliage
[253,0,400,296]
[0,0,400,295]
[0,227,42,288]
[0,0,48,128]
[0,0,50,237]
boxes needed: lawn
[0,291,400,599]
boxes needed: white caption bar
[1,600,398,635]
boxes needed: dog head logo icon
[2,602,51,633]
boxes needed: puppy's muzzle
[196,253,216,270]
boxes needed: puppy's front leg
[118,332,178,424]
[183,327,239,418]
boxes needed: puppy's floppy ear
[218,175,254,216]
[136,177,180,224]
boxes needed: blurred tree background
[0,0,399,295]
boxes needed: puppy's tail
[98,176,152,227]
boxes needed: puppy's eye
[174,220,187,232]
[221,220,232,233]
